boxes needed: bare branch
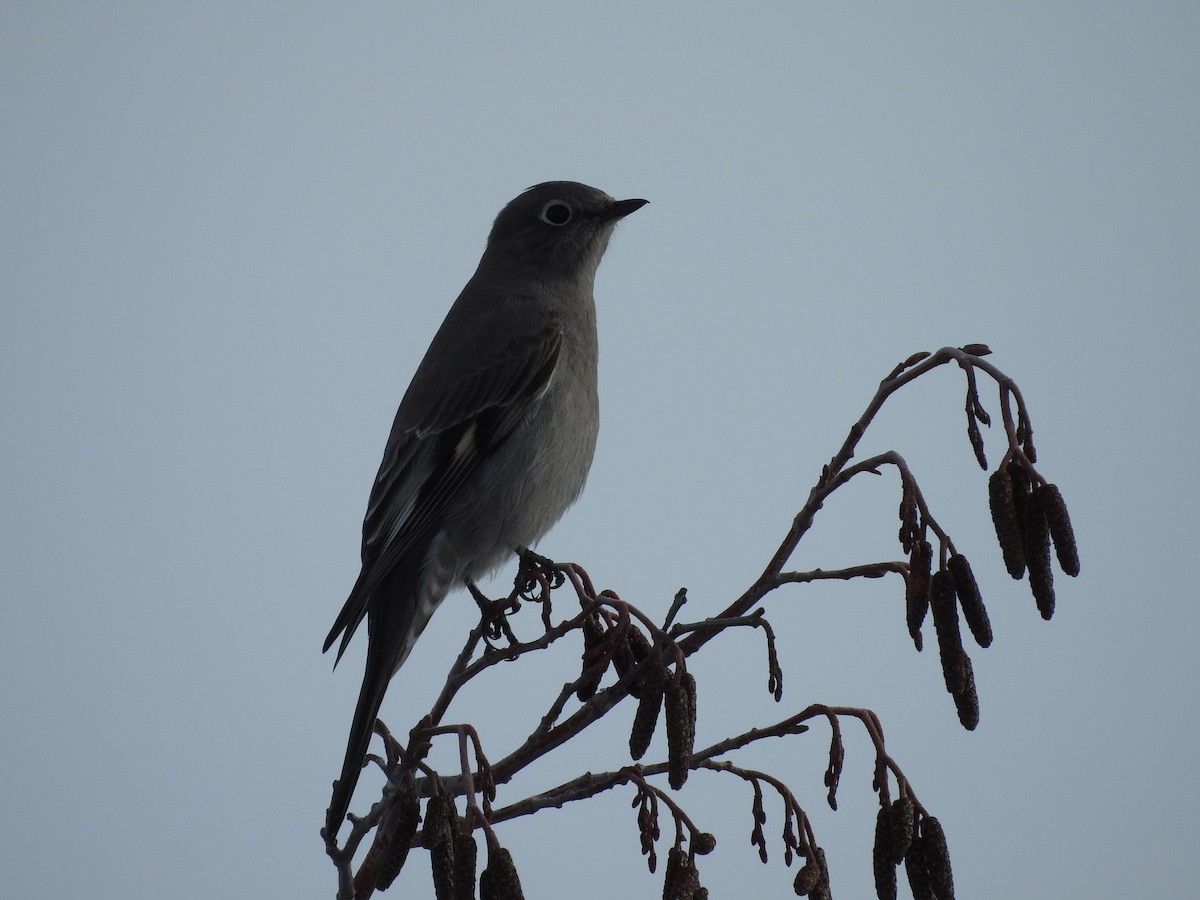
[322,346,1078,899]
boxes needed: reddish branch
[323,345,1078,900]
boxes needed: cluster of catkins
[662,841,715,900]
[365,785,524,900]
[872,797,954,900]
[906,460,1079,729]
[791,845,833,898]
[579,613,698,790]
[905,543,990,729]
[988,462,1080,619]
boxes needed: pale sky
[3,3,1198,898]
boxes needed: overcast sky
[3,3,1197,898]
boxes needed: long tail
[325,615,396,838]
[326,579,439,838]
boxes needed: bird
[323,181,647,838]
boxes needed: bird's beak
[606,198,649,221]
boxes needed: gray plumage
[324,181,646,837]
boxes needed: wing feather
[323,303,562,659]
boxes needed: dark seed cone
[952,653,980,731]
[479,846,524,900]
[683,671,698,734]
[1007,459,1032,522]
[374,787,422,890]
[929,571,966,694]
[1037,483,1080,576]
[421,794,459,900]
[629,664,666,760]
[947,554,992,648]
[899,491,919,554]
[431,844,456,898]
[665,676,689,789]
[422,794,452,849]
[612,622,652,696]
[1009,462,1036,571]
[611,630,636,682]
[888,796,914,863]
[665,672,697,790]
[1024,488,1056,620]
[903,835,934,900]
[873,805,898,900]
[673,862,700,900]
[663,846,685,900]
[812,846,833,900]
[988,468,1026,578]
[906,540,933,651]
[873,803,893,862]
[662,847,699,900]
[1029,562,1056,619]
[453,832,478,900]
[793,860,820,896]
[576,615,607,701]
[626,625,653,698]
[922,817,954,900]
[692,832,717,855]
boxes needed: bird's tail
[325,582,436,839]
[325,623,394,839]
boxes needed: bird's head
[483,181,647,282]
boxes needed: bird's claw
[468,580,520,644]
[516,548,565,594]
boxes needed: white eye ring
[539,200,573,226]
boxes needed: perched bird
[323,181,646,837]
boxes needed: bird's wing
[323,301,563,661]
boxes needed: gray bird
[323,181,646,837]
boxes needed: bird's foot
[468,580,520,644]
[516,547,566,595]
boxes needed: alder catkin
[612,621,653,695]
[812,846,832,900]
[423,794,457,900]
[374,787,422,890]
[922,817,955,900]
[453,832,478,900]
[1037,483,1081,577]
[1007,460,1032,531]
[662,846,699,900]
[952,653,980,731]
[988,468,1026,578]
[629,663,666,760]
[888,795,914,863]
[576,614,607,701]
[929,571,966,695]
[1024,487,1056,620]
[793,860,820,895]
[873,804,898,900]
[479,846,524,900]
[906,540,932,651]
[903,834,933,900]
[665,672,696,790]
[947,554,991,648]
[663,846,685,900]
[626,625,653,698]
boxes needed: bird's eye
[539,201,573,226]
